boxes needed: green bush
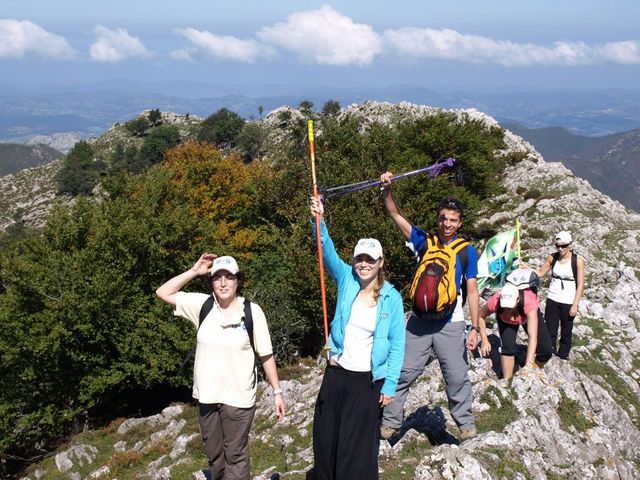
[134,125,181,172]
[322,100,341,117]
[148,109,162,126]
[237,122,267,162]
[198,108,245,148]
[524,188,542,200]
[124,117,150,137]
[56,141,102,195]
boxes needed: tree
[148,109,162,126]
[197,108,245,148]
[258,105,264,119]
[56,140,100,195]
[124,117,150,137]
[298,100,314,115]
[135,125,181,172]
[237,122,267,162]
[322,100,341,117]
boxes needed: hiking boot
[459,427,477,441]
[380,425,400,440]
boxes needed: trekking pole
[307,121,331,359]
[322,157,457,200]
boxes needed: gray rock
[54,444,98,473]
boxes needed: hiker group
[156,170,585,480]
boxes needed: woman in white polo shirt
[156,254,285,480]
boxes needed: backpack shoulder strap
[243,299,257,357]
[198,295,216,330]
[571,252,578,283]
[456,243,470,305]
[455,243,469,272]
[179,295,215,374]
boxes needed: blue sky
[2,0,639,93]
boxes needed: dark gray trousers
[197,402,256,480]
[382,316,475,430]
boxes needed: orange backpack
[410,233,470,320]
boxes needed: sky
[1,0,639,94]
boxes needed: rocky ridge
[26,133,82,154]
[13,102,640,479]
[0,110,201,233]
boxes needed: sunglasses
[555,243,570,249]
[354,254,378,265]
[211,273,237,282]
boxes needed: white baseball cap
[555,231,573,244]
[499,283,519,309]
[353,238,383,260]
[210,256,240,276]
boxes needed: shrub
[148,109,162,126]
[125,117,150,137]
[237,122,267,162]
[135,125,181,172]
[198,108,245,148]
[524,188,542,200]
[56,140,101,195]
[298,100,314,115]
[322,100,341,117]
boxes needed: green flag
[477,227,519,294]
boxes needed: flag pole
[308,121,330,359]
[516,219,521,261]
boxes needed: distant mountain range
[504,123,640,212]
[1,85,639,143]
[0,142,62,176]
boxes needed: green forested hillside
[0,107,509,477]
[0,143,63,176]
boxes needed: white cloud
[596,40,640,65]
[383,27,640,67]
[172,28,273,62]
[257,5,382,66]
[0,19,76,60]
[90,25,151,63]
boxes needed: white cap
[555,231,572,244]
[210,256,240,276]
[353,238,383,260]
[499,283,519,309]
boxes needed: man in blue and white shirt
[378,171,480,442]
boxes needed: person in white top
[310,197,405,480]
[156,254,285,480]
[534,231,586,360]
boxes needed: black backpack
[178,297,256,372]
[496,269,539,320]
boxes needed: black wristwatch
[470,326,480,333]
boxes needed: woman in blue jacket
[310,197,405,480]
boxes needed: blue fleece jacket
[313,220,406,396]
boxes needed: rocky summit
[12,102,640,479]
